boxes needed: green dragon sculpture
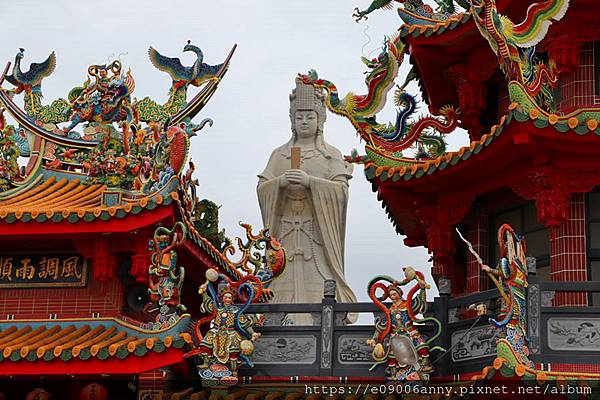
[300,34,458,163]
[193,198,228,251]
[471,0,568,113]
[353,0,470,24]
[0,112,20,190]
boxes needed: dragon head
[361,38,403,91]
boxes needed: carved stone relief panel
[253,335,317,364]
[451,326,501,362]
[548,318,600,351]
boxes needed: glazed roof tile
[0,173,177,223]
[0,316,192,363]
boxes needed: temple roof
[352,99,600,241]
[0,316,192,373]
[0,173,177,224]
[359,102,600,184]
[469,339,600,385]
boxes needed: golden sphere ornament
[240,339,254,355]
[205,269,219,282]
[373,343,385,361]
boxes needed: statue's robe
[257,140,357,322]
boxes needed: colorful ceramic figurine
[0,115,20,190]
[470,0,567,111]
[147,222,187,327]
[183,225,286,383]
[480,224,534,368]
[191,269,263,384]
[367,266,444,381]
[65,60,135,133]
[0,43,233,195]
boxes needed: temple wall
[556,42,595,112]
[550,193,589,306]
[0,276,124,319]
[460,195,588,307]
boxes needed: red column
[416,201,472,293]
[138,369,168,398]
[131,236,150,284]
[93,237,116,283]
[550,194,588,306]
[466,214,489,293]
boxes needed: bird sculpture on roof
[4,49,70,124]
[6,48,56,89]
[148,40,223,88]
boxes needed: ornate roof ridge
[357,101,600,183]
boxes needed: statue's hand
[198,283,208,294]
[251,332,261,341]
[366,339,376,347]
[278,175,290,188]
[481,264,491,273]
[285,169,310,187]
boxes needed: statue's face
[222,293,234,305]
[294,110,318,139]
[389,288,402,302]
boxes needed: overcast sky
[0,1,470,301]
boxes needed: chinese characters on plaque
[0,254,87,288]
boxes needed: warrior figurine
[192,269,262,382]
[367,267,443,380]
[480,224,534,368]
[147,223,186,321]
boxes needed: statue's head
[289,77,327,141]
[219,286,237,305]
[388,285,403,301]
[155,234,170,250]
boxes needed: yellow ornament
[373,343,385,361]
[403,266,417,280]
[205,269,219,282]
[240,339,254,356]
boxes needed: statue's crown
[289,77,326,122]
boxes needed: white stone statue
[257,77,357,323]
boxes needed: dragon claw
[352,8,367,22]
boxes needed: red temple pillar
[550,194,588,306]
[465,214,489,293]
[416,201,472,293]
[449,57,497,141]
